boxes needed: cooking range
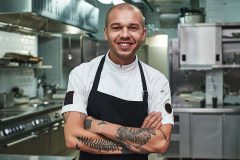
[0,102,63,148]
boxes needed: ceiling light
[131,0,142,2]
[112,0,125,5]
[97,0,112,4]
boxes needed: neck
[108,52,136,65]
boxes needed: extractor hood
[0,0,99,34]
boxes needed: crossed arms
[63,111,172,154]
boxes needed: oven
[0,103,65,155]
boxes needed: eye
[129,25,139,31]
[111,25,121,31]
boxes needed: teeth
[119,43,130,47]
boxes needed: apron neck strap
[91,55,106,92]
[138,61,148,103]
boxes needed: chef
[62,3,173,160]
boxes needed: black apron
[79,55,149,160]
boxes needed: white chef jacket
[62,52,174,125]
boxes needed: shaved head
[105,3,145,28]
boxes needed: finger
[144,112,161,128]
[147,112,161,128]
[149,114,162,128]
[141,111,156,128]
[155,121,162,130]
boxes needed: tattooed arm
[85,116,172,154]
[63,111,134,154]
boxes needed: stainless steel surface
[6,134,38,147]
[169,38,206,95]
[0,0,99,33]
[167,111,240,159]
[147,0,190,28]
[0,101,65,155]
[191,114,223,159]
[180,22,240,27]
[179,24,222,67]
[0,102,62,146]
[183,14,203,24]
[173,107,240,113]
[0,154,73,160]
[0,101,62,122]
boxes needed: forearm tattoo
[116,127,156,145]
[84,119,92,129]
[76,136,129,153]
[98,121,107,125]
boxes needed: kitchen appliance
[179,8,204,24]
[0,102,64,155]
[0,92,14,108]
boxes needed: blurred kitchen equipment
[67,34,73,60]
[4,52,42,64]
[224,93,240,105]
[179,8,204,24]
[212,96,218,108]
[0,57,11,66]
[52,89,65,100]
[234,52,240,64]
[0,92,14,108]
[11,86,24,98]
[232,32,240,38]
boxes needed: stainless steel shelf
[173,107,240,113]
[212,64,240,68]
[0,65,52,69]
[222,38,240,42]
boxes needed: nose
[120,27,130,38]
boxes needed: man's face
[104,8,146,64]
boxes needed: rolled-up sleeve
[148,76,174,125]
[61,68,87,115]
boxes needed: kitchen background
[0,0,240,160]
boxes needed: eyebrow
[110,23,140,27]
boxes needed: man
[62,3,173,160]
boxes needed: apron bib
[79,55,149,160]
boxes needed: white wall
[0,31,37,96]
[0,31,37,58]
[145,35,169,79]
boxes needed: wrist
[84,116,97,133]
[94,119,106,134]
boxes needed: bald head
[105,3,145,28]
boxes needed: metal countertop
[173,107,240,113]
[0,102,63,122]
[0,154,73,160]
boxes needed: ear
[104,27,108,40]
[141,28,147,42]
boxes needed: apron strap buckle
[142,90,148,102]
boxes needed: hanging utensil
[68,34,72,60]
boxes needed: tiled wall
[0,31,37,96]
[0,68,36,96]
[205,0,240,23]
[0,31,37,57]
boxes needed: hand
[141,111,162,130]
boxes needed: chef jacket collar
[106,51,139,72]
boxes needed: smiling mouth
[117,42,133,49]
